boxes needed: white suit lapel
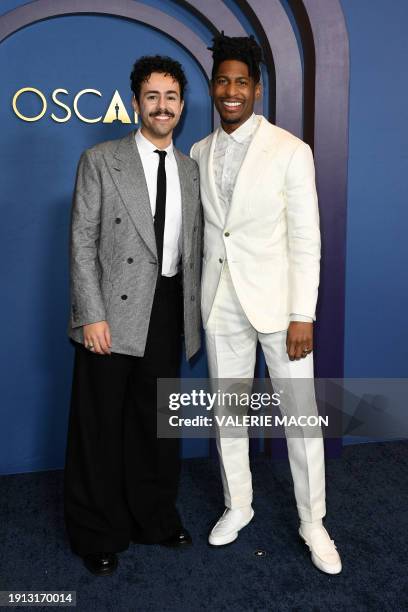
[203,128,226,227]
[225,117,278,228]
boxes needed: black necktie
[154,149,167,271]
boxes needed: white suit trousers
[205,264,326,522]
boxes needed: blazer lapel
[175,148,195,262]
[225,116,278,228]
[109,131,157,258]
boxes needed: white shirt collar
[135,128,174,158]
[219,113,258,144]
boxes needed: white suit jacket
[190,115,321,333]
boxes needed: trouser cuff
[297,502,326,522]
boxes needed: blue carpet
[0,441,407,611]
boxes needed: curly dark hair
[208,32,263,83]
[130,55,187,102]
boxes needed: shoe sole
[208,531,239,547]
[84,563,118,576]
[208,510,254,547]
[311,554,342,575]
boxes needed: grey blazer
[68,131,202,359]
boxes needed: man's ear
[131,94,140,114]
[180,99,185,113]
[255,82,262,99]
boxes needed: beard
[149,122,174,136]
[220,115,242,124]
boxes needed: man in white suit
[191,34,342,574]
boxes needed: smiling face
[132,72,184,147]
[211,59,261,133]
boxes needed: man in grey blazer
[65,55,202,576]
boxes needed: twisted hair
[208,32,263,83]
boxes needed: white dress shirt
[135,129,182,277]
[213,114,312,323]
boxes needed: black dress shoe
[83,552,118,576]
[160,528,192,548]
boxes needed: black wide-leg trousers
[64,275,183,555]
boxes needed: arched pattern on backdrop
[0,0,349,472]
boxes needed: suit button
[219,258,223,264]
[115,217,121,224]
[190,262,194,269]
[121,294,128,300]
[191,295,195,302]
[193,226,198,233]
[127,257,133,264]
[224,231,230,237]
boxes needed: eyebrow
[144,90,179,95]
[215,75,250,80]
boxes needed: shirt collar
[220,113,258,144]
[135,128,174,158]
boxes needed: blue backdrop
[340,0,408,378]
[1,0,407,474]
[0,8,213,474]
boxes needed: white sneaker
[209,507,254,546]
[299,525,342,574]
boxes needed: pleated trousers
[64,275,183,555]
[205,264,326,522]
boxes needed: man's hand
[83,321,112,355]
[286,321,313,361]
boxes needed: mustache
[149,109,175,118]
